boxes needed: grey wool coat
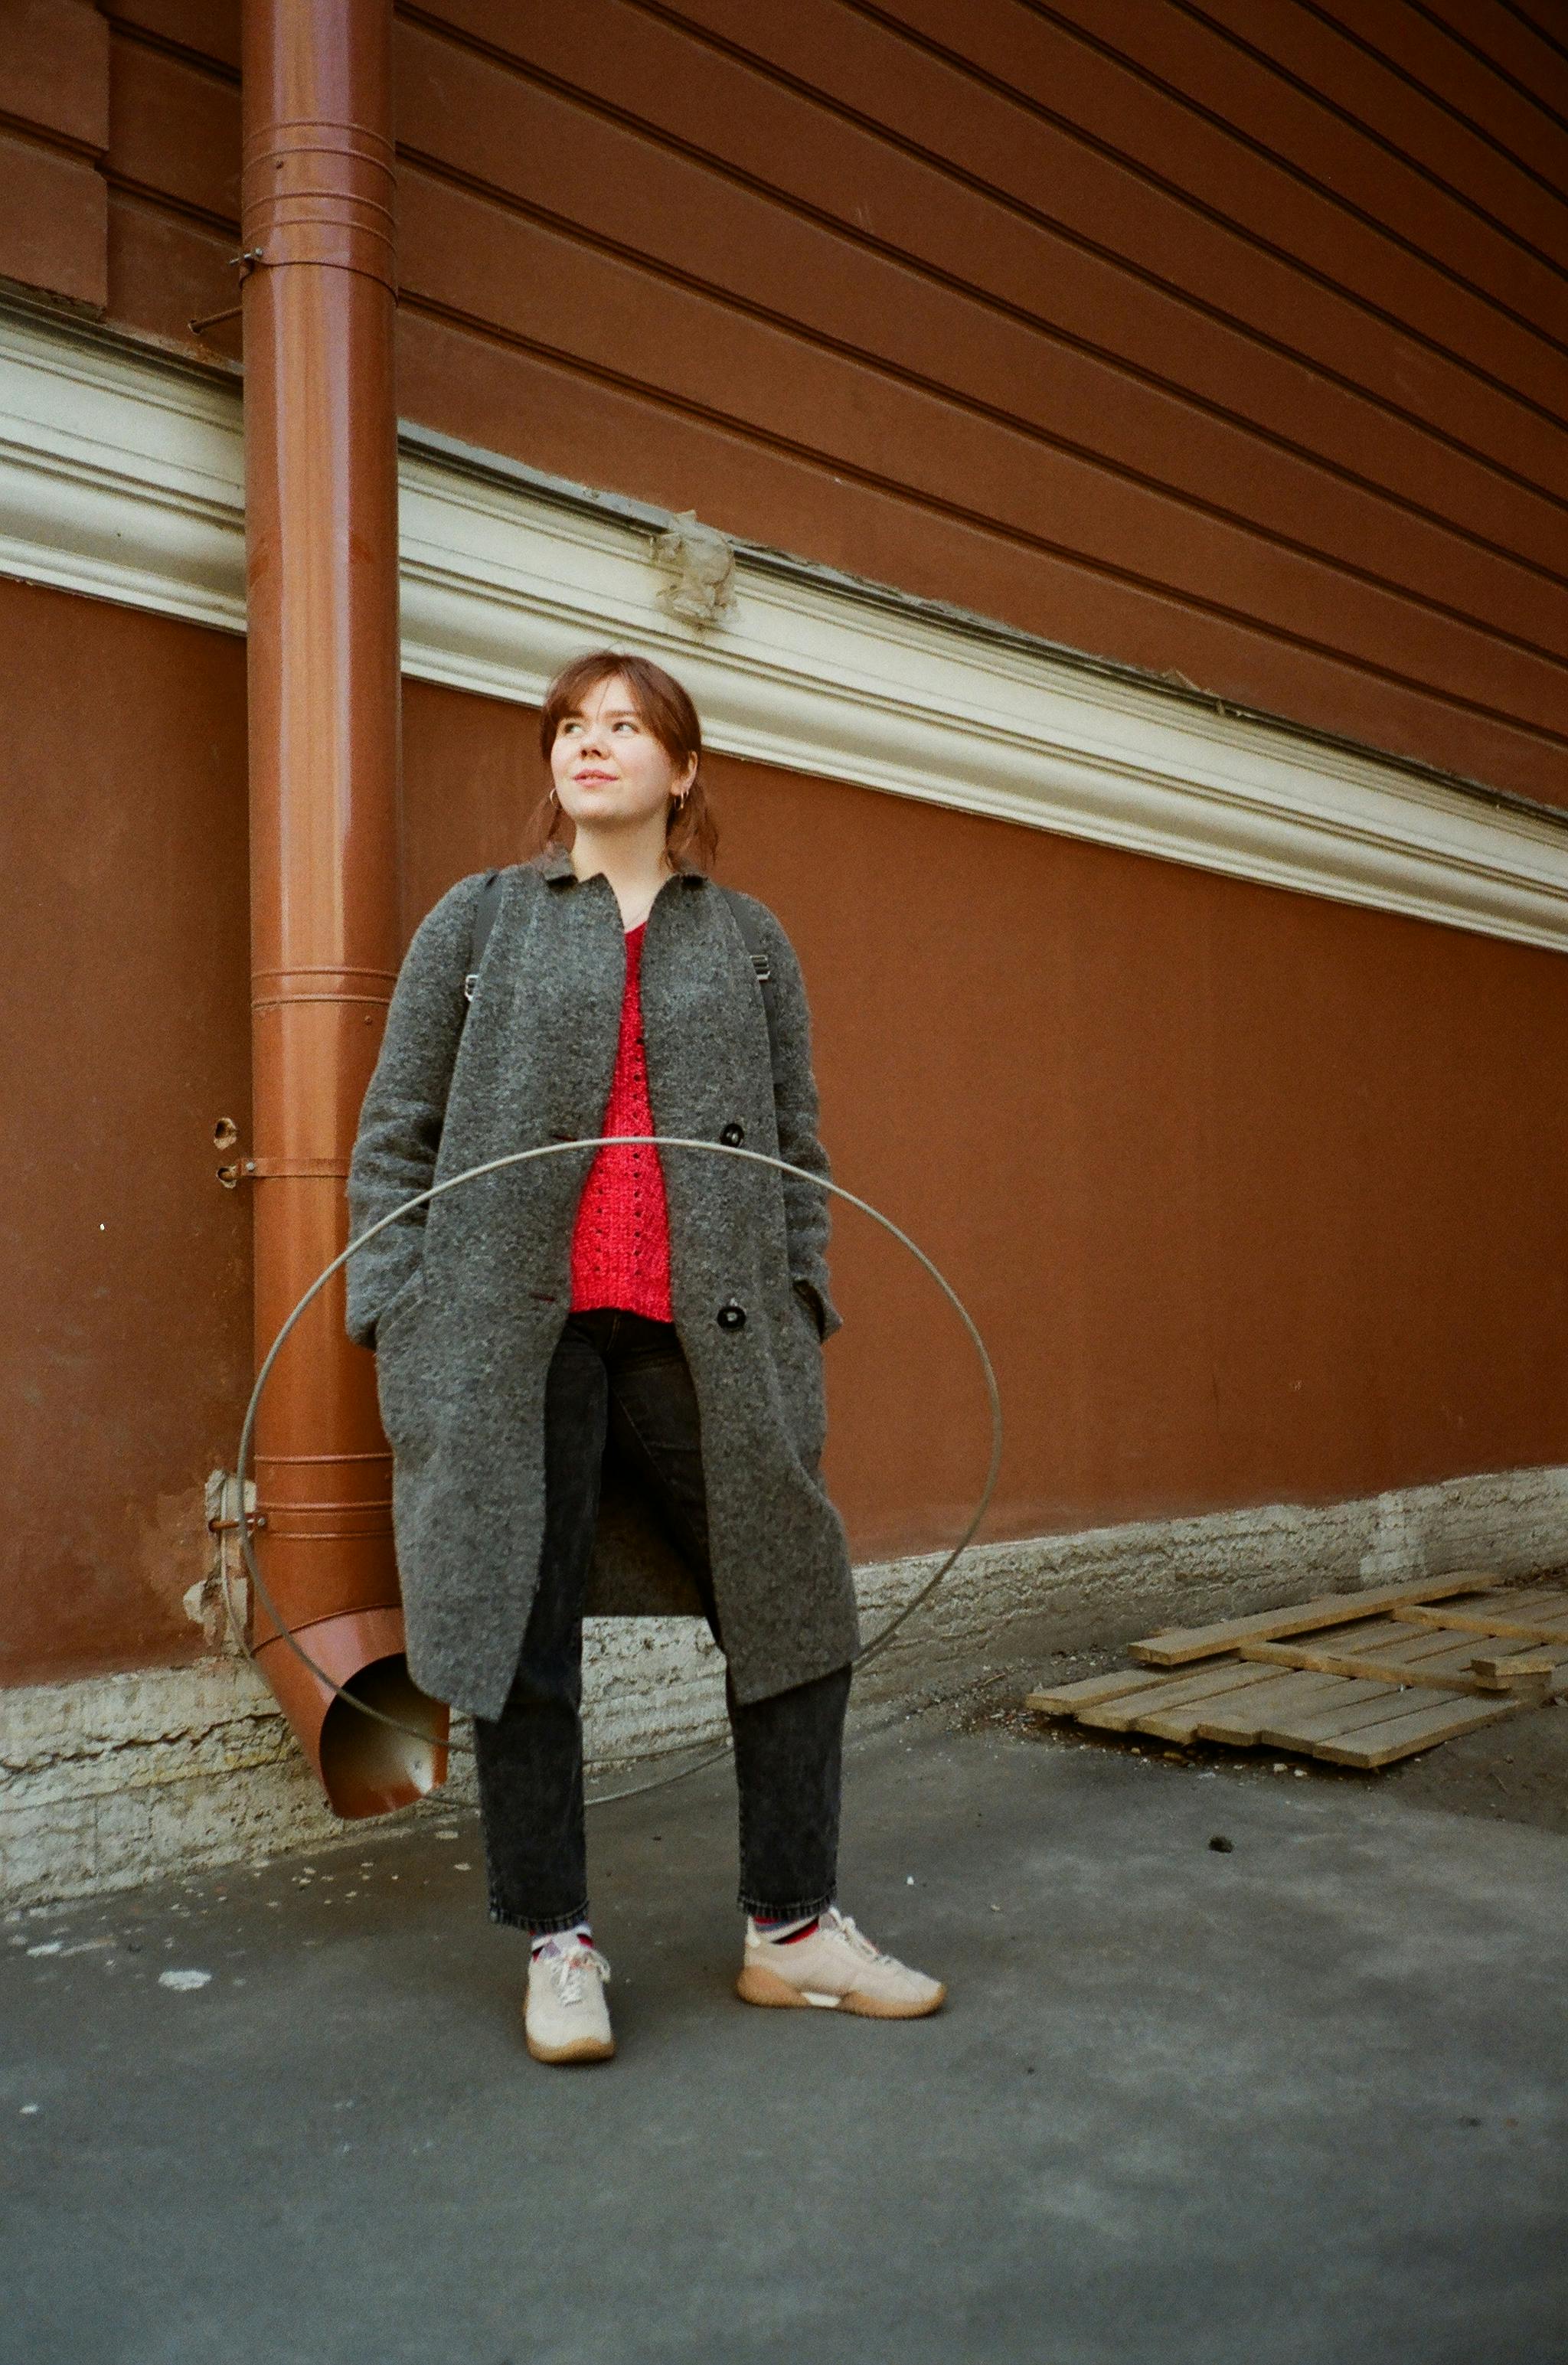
[344,844,859,1720]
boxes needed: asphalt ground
[3,1693,1564,2365]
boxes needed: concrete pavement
[2,1697,1563,2365]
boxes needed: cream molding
[3,302,1567,953]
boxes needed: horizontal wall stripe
[87,2,1568,802]
[1022,0,1568,334]
[1177,0,1568,265]
[3,299,1568,954]
[404,7,1568,547]
[387,255,1568,743]
[396,2,1568,558]
[387,129,1568,662]
[841,0,1568,414]
[676,0,1568,459]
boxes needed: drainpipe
[240,0,447,1814]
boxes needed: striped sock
[751,1910,822,1945]
[531,1921,593,1957]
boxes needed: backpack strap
[717,885,780,1081]
[462,868,779,1076]
[462,868,505,1006]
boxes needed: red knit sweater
[569,920,674,1321]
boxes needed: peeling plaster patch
[651,510,735,626]
[133,1488,210,1625]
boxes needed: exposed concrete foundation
[5,1461,1566,1908]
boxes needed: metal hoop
[227,1139,1003,1802]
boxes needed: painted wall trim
[5,1458,1566,1908]
[4,301,1568,952]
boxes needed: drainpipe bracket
[193,1472,264,1656]
[218,1158,348,1184]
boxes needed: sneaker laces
[540,1942,612,2005]
[819,1908,893,1965]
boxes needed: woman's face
[549,674,696,838]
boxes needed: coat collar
[528,842,709,890]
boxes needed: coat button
[720,1122,745,1146]
[717,1298,746,1331]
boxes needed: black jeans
[473,1307,852,1935]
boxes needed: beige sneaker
[524,1940,616,2064]
[737,1907,946,2019]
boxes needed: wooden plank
[1285,1616,1435,1655]
[1329,1630,1567,1697]
[1314,1625,1563,1692]
[1468,1650,1561,1692]
[1256,1616,1458,1665]
[1126,1573,1500,1668]
[1185,1672,1400,1746]
[1328,1621,1501,1664]
[1390,1634,1567,1688]
[1075,1664,1275,1734]
[1129,1694,1269,1742]
[1235,1635,1558,1696]
[1138,1671,1374,1743]
[1395,1583,1568,1626]
[1496,1583,1568,1609]
[1454,1582,1568,1612]
[1024,1671,1165,1715]
[1394,1596,1568,1643]
[1260,1681,1474,1746]
[1309,1694,1524,1769]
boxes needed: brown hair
[524,649,719,873]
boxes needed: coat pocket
[373,1267,436,1464]
[780,1282,829,1468]
[371,1267,433,1466]
[374,1263,428,1351]
[791,1276,828,1344]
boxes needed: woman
[346,649,944,2064]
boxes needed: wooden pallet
[1026,1574,1568,1769]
